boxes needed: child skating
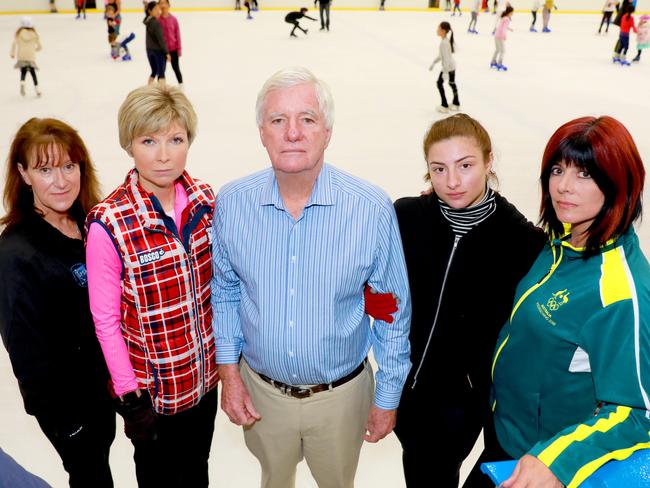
[468,0,480,32]
[429,22,460,113]
[491,6,513,71]
[598,0,618,34]
[530,0,541,31]
[10,17,41,97]
[613,4,636,65]
[106,4,135,61]
[542,0,556,32]
[76,0,87,19]
[452,0,462,16]
[633,14,649,61]
[158,0,184,87]
[285,8,316,38]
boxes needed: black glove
[115,391,158,442]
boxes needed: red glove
[364,284,398,323]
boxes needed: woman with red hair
[488,116,650,488]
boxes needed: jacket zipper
[490,244,564,384]
[411,234,461,389]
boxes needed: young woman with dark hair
[0,118,115,487]
[489,116,650,488]
[382,114,546,487]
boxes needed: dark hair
[1,118,101,231]
[439,21,455,53]
[625,4,635,14]
[300,7,308,12]
[146,1,158,14]
[502,5,514,16]
[422,113,497,186]
[539,116,644,256]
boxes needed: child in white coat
[10,17,41,97]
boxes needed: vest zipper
[411,234,461,390]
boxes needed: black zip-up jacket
[394,192,546,406]
[0,213,111,429]
[144,15,168,53]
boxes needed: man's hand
[501,455,564,488]
[218,364,261,426]
[364,405,396,443]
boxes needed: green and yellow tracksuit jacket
[491,229,650,487]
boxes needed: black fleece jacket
[394,192,546,406]
[0,213,111,428]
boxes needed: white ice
[0,7,648,487]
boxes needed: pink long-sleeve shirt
[86,182,189,396]
[495,16,511,40]
[158,13,182,55]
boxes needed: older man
[211,67,411,488]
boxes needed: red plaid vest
[86,169,219,415]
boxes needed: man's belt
[256,360,367,399]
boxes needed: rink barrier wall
[1,0,648,13]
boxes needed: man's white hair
[255,67,335,129]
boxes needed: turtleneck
[438,188,497,236]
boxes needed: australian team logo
[546,289,570,311]
[536,288,571,326]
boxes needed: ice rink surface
[0,6,649,487]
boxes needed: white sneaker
[450,104,460,111]
[437,106,449,113]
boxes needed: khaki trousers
[240,360,374,488]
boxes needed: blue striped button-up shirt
[211,164,411,409]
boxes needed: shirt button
[289,321,294,327]
[290,288,295,295]
[291,255,296,262]
[288,351,294,358]
[292,374,298,379]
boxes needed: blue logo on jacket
[70,263,88,288]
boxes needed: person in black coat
[391,114,546,487]
[314,0,332,31]
[0,118,115,488]
[285,8,316,37]
[144,1,169,85]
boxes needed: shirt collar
[259,163,335,209]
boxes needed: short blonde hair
[255,66,335,129]
[118,85,198,151]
